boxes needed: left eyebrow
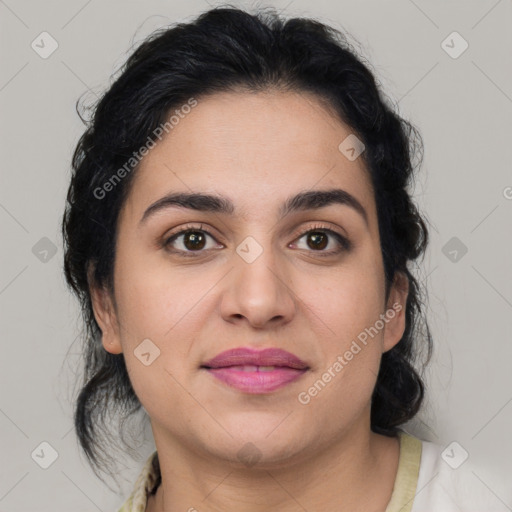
[139,188,368,227]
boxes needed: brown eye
[163,225,222,256]
[182,231,207,251]
[306,231,328,250]
[292,226,352,256]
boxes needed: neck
[146,419,400,512]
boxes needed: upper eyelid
[166,222,345,237]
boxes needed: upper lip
[201,347,309,370]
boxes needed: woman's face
[90,90,408,467]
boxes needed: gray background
[1,0,511,510]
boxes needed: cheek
[113,246,208,340]
[298,255,385,392]
[299,281,383,418]
[111,252,211,397]
[302,260,384,336]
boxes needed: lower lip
[204,366,308,393]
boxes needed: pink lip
[201,347,309,394]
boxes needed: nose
[220,240,297,329]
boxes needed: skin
[89,90,409,512]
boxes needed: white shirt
[409,436,511,511]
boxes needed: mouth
[200,347,310,394]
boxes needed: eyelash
[162,223,352,258]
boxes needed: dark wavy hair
[62,5,433,483]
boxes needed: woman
[61,6,505,512]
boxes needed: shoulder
[411,436,511,512]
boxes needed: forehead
[122,90,376,226]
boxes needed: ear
[382,271,409,353]
[87,262,123,355]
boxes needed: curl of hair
[62,5,432,482]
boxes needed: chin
[200,419,313,468]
